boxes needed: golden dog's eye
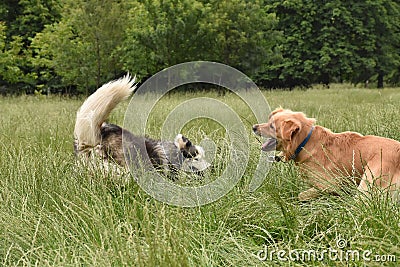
[270,124,274,129]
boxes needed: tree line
[0,0,399,94]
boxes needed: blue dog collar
[289,126,314,160]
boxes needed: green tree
[353,0,400,88]
[32,0,129,93]
[0,0,21,39]
[201,0,280,81]
[122,0,280,82]
[121,0,209,79]
[0,23,27,88]
[10,0,60,44]
[0,0,60,92]
[267,0,400,88]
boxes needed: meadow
[1,85,400,266]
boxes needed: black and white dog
[74,75,210,176]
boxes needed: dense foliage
[0,0,399,93]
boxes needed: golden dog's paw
[298,188,320,201]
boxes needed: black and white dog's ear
[174,133,191,150]
[174,134,183,149]
[185,139,192,148]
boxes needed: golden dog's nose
[252,124,259,133]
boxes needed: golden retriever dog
[253,108,400,201]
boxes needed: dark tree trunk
[377,71,384,88]
[321,73,330,88]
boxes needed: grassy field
[1,86,400,266]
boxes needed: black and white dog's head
[173,134,210,172]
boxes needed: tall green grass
[1,87,399,266]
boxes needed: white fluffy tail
[74,74,136,150]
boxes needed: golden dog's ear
[281,119,301,141]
